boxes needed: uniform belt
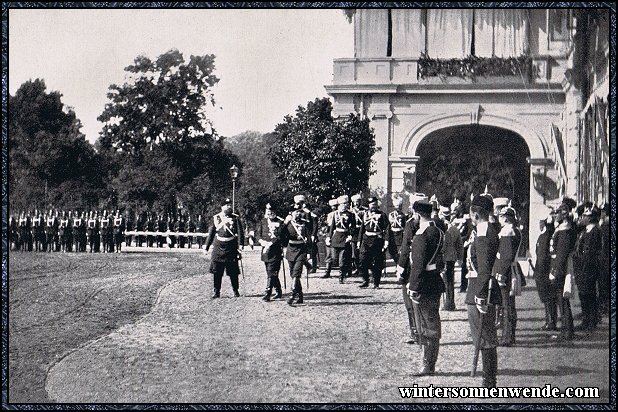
[216,235,236,242]
[390,228,403,232]
[425,264,437,271]
[335,228,348,232]
[288,239,305,244]
[364,232,382,236]
[550,254,557,258]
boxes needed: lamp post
[230,164,239,212]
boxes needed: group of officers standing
[202,189,609,389]
[12,189,609,388]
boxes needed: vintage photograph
[4,4,613,407]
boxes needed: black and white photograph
[3,3,614,407]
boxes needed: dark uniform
[187,217,196,249]
[549,217,577,340]
[533,219,556,330]
[136,213,146,247]
[281,205,312,304]
[87,214,99,252]
[572,210,603,331]
[197,215,208,249]
[442,221,463,311]
[387,207,406,263]
[492,215,522,346]
[205,202,244,298]
[71,216,82,252]
[407,212,445,376]
[157,215,167,248]
[453,214,473,292]
[33,213,45,252]
[146,213,156,248]
[125,213,134,248]
[19,214,33,252]
[466,195,501,388]
[358,198,389,288]
[59,214,71,252]
[350,199,366,275]
[397,213,420,342]
[257,210,285,301]
[327,198,357,284]
[100,213,111,253]
[113,215,125,252]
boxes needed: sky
[9,8,354,143]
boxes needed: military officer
[157,214,167,248]
[72,212,83,252]
[113,211,125,253]
[281,203,312,305]
[257,203,285,301]
[532,212,557,330]
[493,205,522,346]
[99,210,111,253]
[442,208,463,311]
[59,211,71,253]
[467,194,501,388]
[387,196,407,264]
[32,210,45,252]
[350,194,366,276]
[146,212,156,248]
[406,198,445,376]
[87,211,99,253]
[548,199,578,340]
[358,196,389,289]
[572,204,602,332]
[205,198,245,298]
[321,198,340,278]
[396,193,424,344]
[326,195,357,284]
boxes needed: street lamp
[230,164,239,212]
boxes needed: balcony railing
[332,55,565,86]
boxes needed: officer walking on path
[257,203,285,302]
[205,198,245,299]
[358,196,389,289]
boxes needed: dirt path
[33,253,610,403]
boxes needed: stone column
[367,95,393,196]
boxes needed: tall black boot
[481,348,498,388]
[296,282,304,304]
[321,262,332,278]
[414,338,438,376]
[262,278,273,302]
[272,277,283,299]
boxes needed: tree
[270,98,378,205]
[97,49,219,156]
[225,131,287,226]
[9,79,104,211]
[96,49,238,214]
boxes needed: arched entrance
[415,125,531,253]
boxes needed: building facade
[326,8,610,254]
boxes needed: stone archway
[395,111,553,255]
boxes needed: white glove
[325,238,331,247]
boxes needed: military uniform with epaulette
[492,207,522,346]
[326,195,357,284]
[397,212,420,343]
[406,199,445,376]
[358,197,389,289]
[549,201,578,340]
[257,205,285,301]
[466,195,501,388]
[205,199,244,298]
[281,204,312,304]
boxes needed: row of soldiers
[9,210,213,253]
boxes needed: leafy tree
[9,79,104,211]
[270,98,378,205]
[98,49,219,156]
[96,49,238,215]
[224,131,286,225]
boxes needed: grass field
[8,250,611,404]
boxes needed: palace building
[326,8,610,253]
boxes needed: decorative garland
[418,53,533,81]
